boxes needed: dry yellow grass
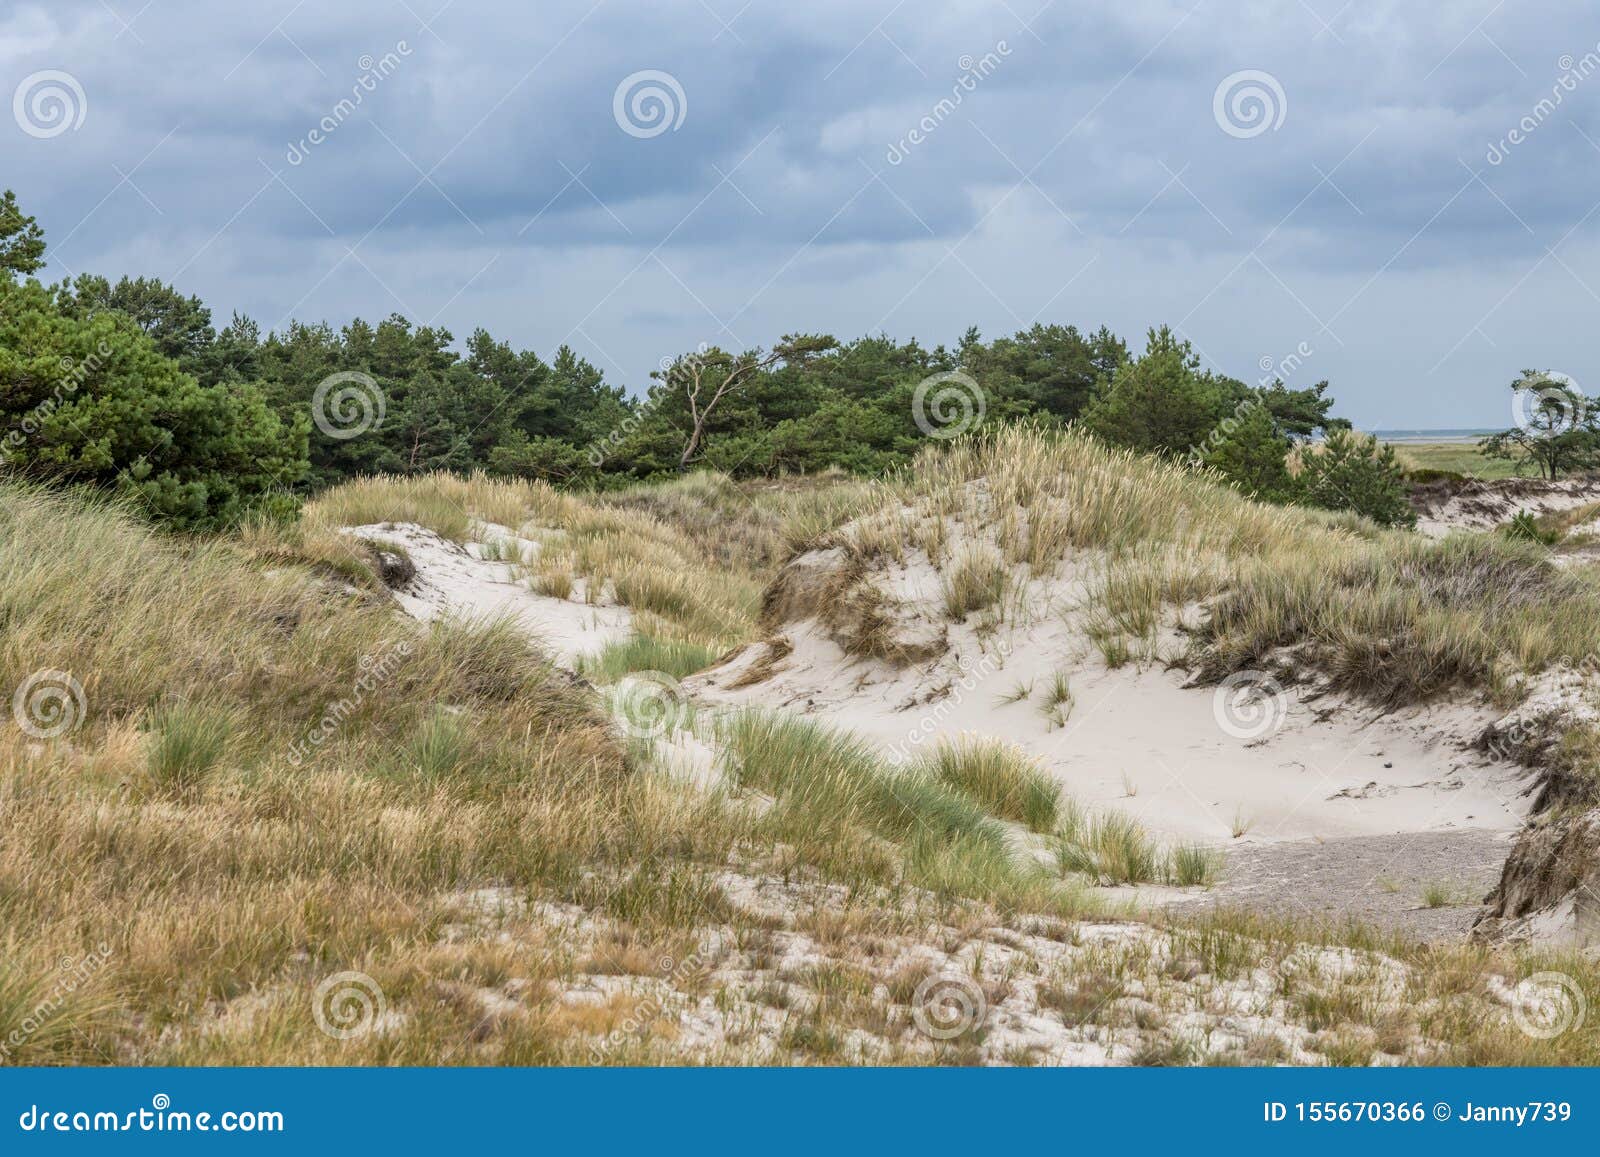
[3,435,1597,1066]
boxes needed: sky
[7,0,1600,429]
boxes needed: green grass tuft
[914,736,1060,832]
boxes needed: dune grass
[814,425,1600,725]
[7,435,1600,1067]
[717,711,1086,913]
[914,736,1060,832]
[940,546,1008,620]
[582,634,721,682]
[0,479,1103,1063]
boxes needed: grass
[1040,670,1074,730]
[1167,843,1224,887]
[7,434,1600,1067]
[1421,881,1461,909]
[940,546,1008,620]
[995,679,1033,706]
[716,711,1083,912]
[803,424,1600,715]
[284,471,790,652]
[1387,440,1522,480]
[1052,802,1223,888]
[915,736,1061,832]
[582,634,721,682]
[1056,806,1163,885]
[144,701,234,796]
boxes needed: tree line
[0,189,1415,529]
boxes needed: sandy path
[1201,829,1513,941]
[345,522,631,668]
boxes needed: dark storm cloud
[7,0,1600,425]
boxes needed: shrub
[0,277,308,529]
[1297,431,1415,527]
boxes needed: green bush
[0,278,308,530]
[1297,430,1415,528]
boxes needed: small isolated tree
[1480,370,1600,480]
[656,334,835,471]
[1200,402,1294,501]
[1298,430,1415,527]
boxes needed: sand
[349,505,1543,941]
[1412,477,1600,538]
[686,527,1540,939]
[691,575,1532,849]
[344,521,630,668]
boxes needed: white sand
[1414,477,1600,538]
[690,540,1534,849]
[695,621,1531,845]
[344,521,630,668]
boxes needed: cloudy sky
[7,0,1600,428]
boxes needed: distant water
[1366,428,1497,444]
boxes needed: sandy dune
[344,521,630,668]
[351,507,1544,941]
[693,618,1532,847]
[1412,476,1600,538]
